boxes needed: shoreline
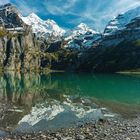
[2,116,140,140]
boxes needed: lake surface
[0,72,140,133]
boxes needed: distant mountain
[77,6,140,72]
[21,13,65,41]
[64,23,98,40]
[64,23,101,49]
[20,14,101,49]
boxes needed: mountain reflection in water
[0,72,140,132]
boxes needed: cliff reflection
[0,72,55,131]
[0,72,91,131]
[1,72,140,132]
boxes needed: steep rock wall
[0,30,41,71]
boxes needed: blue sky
[1,0,140,31]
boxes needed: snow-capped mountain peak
[77,23,89,30]
[76,23,98,34]
[64,23,101,49]
[21,13,42,25]
[21,13,65,41]
[64,23,98,41]
[28,13,41,21]
[104,6,140,35]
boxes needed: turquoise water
[0,72,140,133]
[50,73,140,104]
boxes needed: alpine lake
[0,72,140,134]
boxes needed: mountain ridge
[1,3,140,72]
[21,13,65,41]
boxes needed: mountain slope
[76,6,140,72]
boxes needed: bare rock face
[0,29,41,71]
[0,4,41,71]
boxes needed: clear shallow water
[0,72,140,133]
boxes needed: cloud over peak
[2,0,140,31]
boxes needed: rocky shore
[1,116,140,140]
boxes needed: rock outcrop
[0,28,41,71]
[0,4,41,71]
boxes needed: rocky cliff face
[0,4,41,71]
[0,28,41,71]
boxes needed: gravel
[1,117,140,140]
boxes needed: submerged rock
[0,130,9,137]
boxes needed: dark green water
[0,72,140,133]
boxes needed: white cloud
[41,0,140,30]
[71,0,140,30]
[1,0,140,30]
[0,0,10,5]
[10,0,39,16]
[43,0,79,15]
